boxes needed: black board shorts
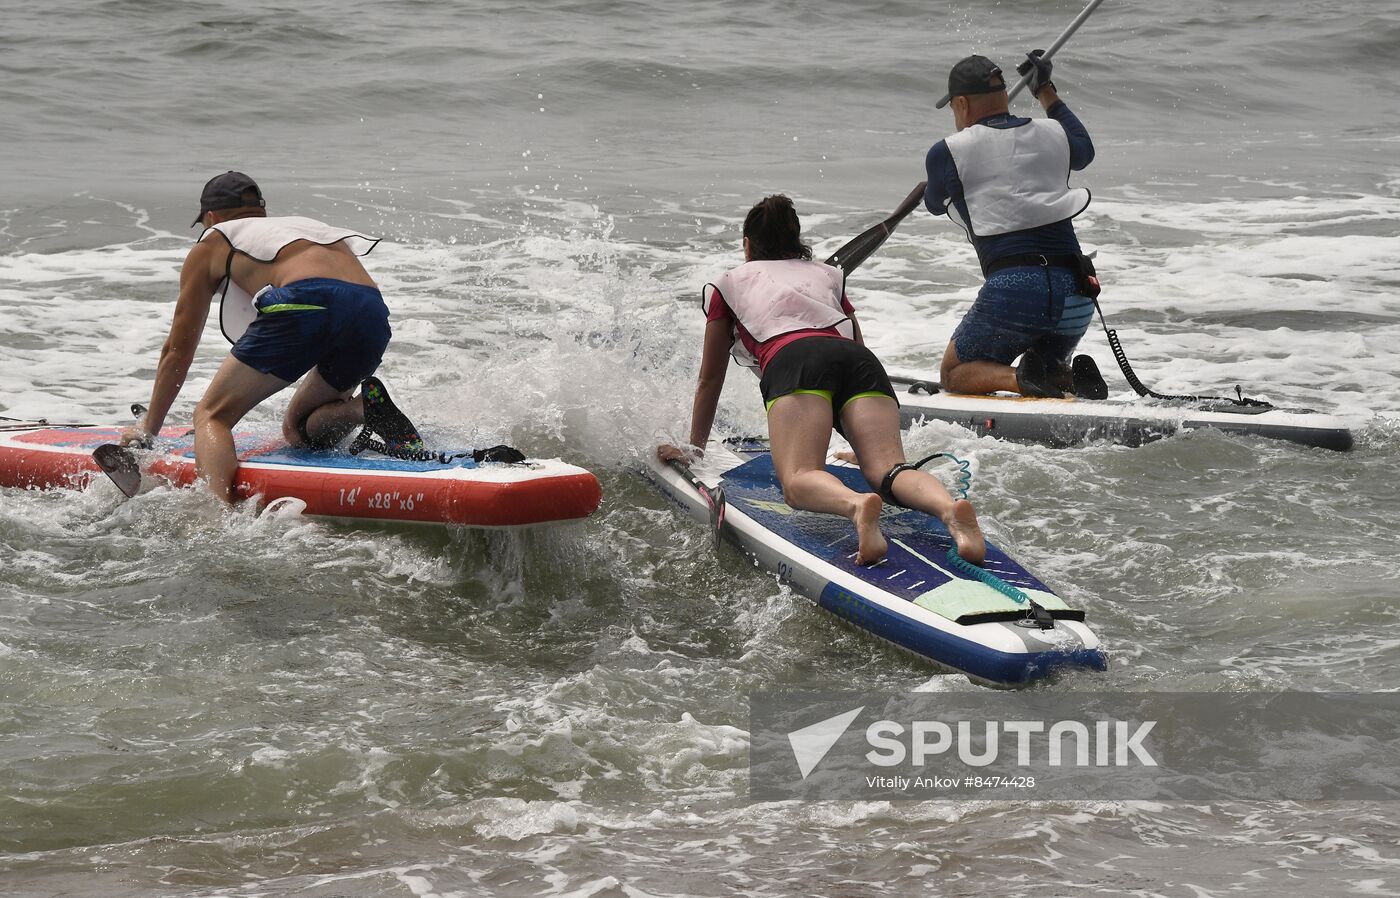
[759,337,897,434]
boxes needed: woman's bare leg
[768,393,887,564]
[839,395,985,565]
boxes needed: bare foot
[945,499,986,566]
[851,493,888,565]
[833,449,859,465]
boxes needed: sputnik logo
[787,706,864,779]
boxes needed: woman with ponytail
[659,195,984,566]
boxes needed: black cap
[192,171,264,227]
[948,55,1006,98]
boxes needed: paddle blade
[667,458,728,554]
[93,444,141,498]
[824,181,928,276]
[825,223,894,276]
[709,485,727,552]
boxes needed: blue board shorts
[951,265,1094,370]
[232,278,391,392]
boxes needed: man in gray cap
[121,171,421,503]
[924,52,1106,399]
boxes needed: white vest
[197,216,380,343]
[703,260,851,369]
[944,119,1090,237]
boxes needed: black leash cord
[1092,297,1272,409]
[349,434,526,465]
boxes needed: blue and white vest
[944,119,1091,237]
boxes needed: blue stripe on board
[229,447,480,472]
[28,428,480,471]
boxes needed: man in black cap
[122,171,421,503]
[924,52,1106,399]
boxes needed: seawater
[2,0,1399,895]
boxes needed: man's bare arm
[132,242,218,438]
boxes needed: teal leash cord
[906,450,1057,629]
[937,452,972,500]
[945,548,1030,605]
[946,548,1056,630]
[906,451,972,499]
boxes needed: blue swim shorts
[950,265,1094,369]
[232,277,391,392]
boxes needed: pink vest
[704,260,851,368]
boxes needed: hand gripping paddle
[933,0,1110,109]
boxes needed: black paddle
[824,181,928,276]
[93,443,141,498]
[92,403,149,498]
[666,458,726,552]
[0,421,99,432]
[93,388,526,502]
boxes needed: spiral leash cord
[1093,298,1272,409]
[908,451,973,499]
[946,548,1056,630]
[945,548,1029,604]
[905,453,1052,628]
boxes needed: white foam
[390,871,467,898]
[4,185,1394,443]
[471,798,581,841]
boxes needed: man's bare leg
[940,340,1019,396]
[282,368,363,448]
[193,356,292,504]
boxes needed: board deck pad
[720,453,1076,622]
